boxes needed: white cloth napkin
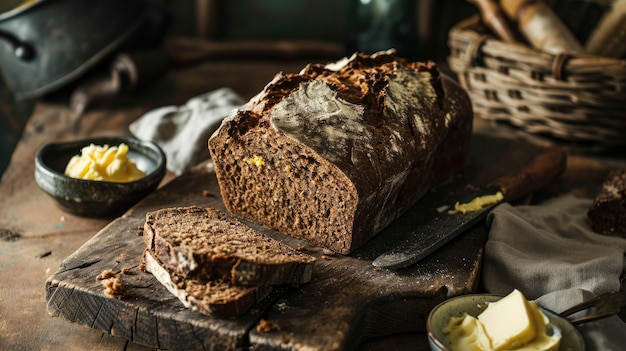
[483,193,626,351]
[129,88,244,175]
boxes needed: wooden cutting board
[45,133,551,350]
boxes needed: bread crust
[208,51,473,254]
[587,170,626,236]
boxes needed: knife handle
[489,146,567,202]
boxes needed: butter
[64,143,146,182]
[478,289,537,350]
[245,155,265,167]
[449,191,504,215]
[444,289,561,351]
[443,314,492,351]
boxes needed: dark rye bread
[143,206,316,286]
[208,50,473,254]
[143,250,272,317]
[587,170,626,236]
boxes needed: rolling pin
[500,0,583,54]
[585,0,626,58]
[468,0,522,43]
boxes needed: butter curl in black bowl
[35,136,166,217]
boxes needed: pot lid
[0,0,149,99]
[0,0,43,21]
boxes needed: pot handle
[0,29,34,61]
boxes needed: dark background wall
[154,0,477,62]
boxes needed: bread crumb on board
[101,276,127,300]
[96,267,137,299]
[96,269,118,281]
[96,266,136,280]
[256,319,281,333]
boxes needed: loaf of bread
[143,206,316,286]
[143,250,272,317]
[208,50,473,254]
[587,170,626,236]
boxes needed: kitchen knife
[372,146,567,269]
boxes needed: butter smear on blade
[65,143,146,182]
[448,191,504,215]
[443,289,561,351]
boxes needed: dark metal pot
[0,0,147,100]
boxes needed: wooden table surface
[1,58,624,351]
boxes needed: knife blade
[372,146,567,270]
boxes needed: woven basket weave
[447,15,626,152]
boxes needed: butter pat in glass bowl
[35,136,166,217]
[427,293,585,351]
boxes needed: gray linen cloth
[483,193,626,350]
[129,88,244,175]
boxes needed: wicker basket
[447,15,626,152]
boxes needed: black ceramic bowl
[35,136,166,217]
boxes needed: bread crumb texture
[143,206,315,286]
[143,249,272,317]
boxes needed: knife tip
[372,254,411,270]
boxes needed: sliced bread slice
[143,206,316,286]
[143,249,272,317]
